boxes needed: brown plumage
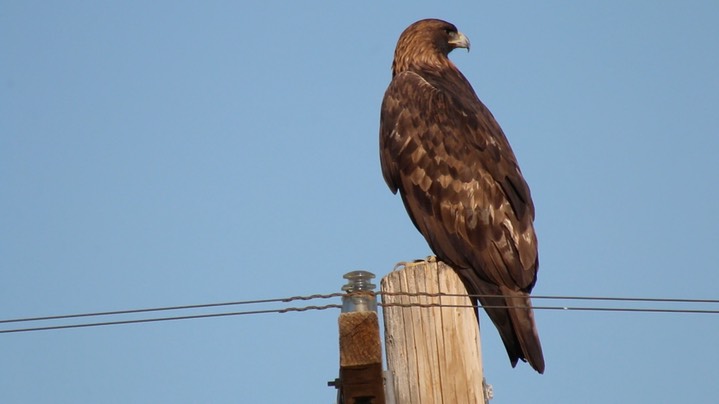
[379,19,545,373]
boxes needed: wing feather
[379,69,538,291]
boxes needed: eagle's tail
[468,278,545,373]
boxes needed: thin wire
[378,302,719,314]
[536,306,719,314]
[0,292,345,325]
[377,291,719,304]
[4,292,714,326]
[4,301,714,335]
[532,295,719,304]
[379,291,719,313]
[2,291,718,335]
[0,304,343,334]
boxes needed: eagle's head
[392,19,470,76]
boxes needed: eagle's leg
[393,255,438,271]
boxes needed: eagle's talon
[393,261,409,271]
[393,256,438,271]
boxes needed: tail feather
[461,271,545,373]
[500,285,545,373]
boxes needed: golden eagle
[379,19,545,373]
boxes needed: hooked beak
[448,31,470,51]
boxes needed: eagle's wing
[380,70,538,291]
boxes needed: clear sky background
[2,1,718,403]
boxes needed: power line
[532,295,719,304]
[378,303,719,314]
[1,291,717,335]
[378,291,719,304]
[0,304,342,334]
[378,291,719,313]
[0,292,345,325]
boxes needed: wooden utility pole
[381,260,487,404]
[335,271,386,404]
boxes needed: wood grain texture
[381,261,485,403]
[339,310,385,403]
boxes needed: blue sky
[2,1,718,403]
